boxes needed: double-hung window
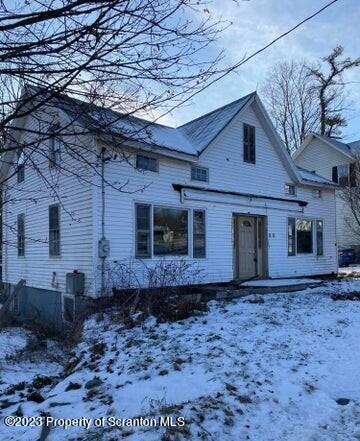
[135,204,206,258]
[193,210,206,258]
[332,164,356,187]
[17,150,25,183]
[243,123,256,164]
[136,154,158,172]
[49,204,61,256]
[316,220,324,256]
[191,166,208,183]
[49,134,62,167]
[17,214,25,257]
[285,184,296,196]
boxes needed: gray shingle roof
[314,133,353,157]
[296,166,337,187]
[32,88,255,157]
[178,92,255,153]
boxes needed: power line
[156,0,340,124]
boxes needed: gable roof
[2,87,336,189]
[293,133,360,161]
[178,92,255,153]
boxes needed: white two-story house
[294,133,360,251]
[0,90,338,329]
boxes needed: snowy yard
[1,279,360,440]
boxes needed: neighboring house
[0,90,338,329]
[294,133,360,250]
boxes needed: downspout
[100,147,106,294]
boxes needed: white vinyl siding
[294,136,359,249]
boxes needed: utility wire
[155,0,340,124]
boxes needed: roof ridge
[177,91,256,129]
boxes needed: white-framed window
[49,204,61,256]
[285,184,296,196]
[312,189,322,198]
[17,150,25,183]
[316,220,324,256]
[135,204,206,259]
[332,164,356,187]
[17,213,25,257]
[191,166,209,183]
[136,154,158,172]
[243,123,256,164]
[62,294,75,323]
[49,134,62,167]
[193,210,206,258]
[288,217,324,256]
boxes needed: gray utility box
[66,272,85,296]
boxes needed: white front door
[238,216,257,279]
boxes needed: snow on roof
[296,166,337,186]
[348,139,360,155]
[314,134,356,158]
[178,92,255,153]
[37,89,256,157]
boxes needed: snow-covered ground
[241,278,322,287]
[1,279,360,440]
[339,264,360,276]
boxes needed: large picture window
[296,219,313,254]
[154,207,188,256]
[288,217,323,256]
[135,204,205,258]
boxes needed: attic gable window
[49,130,62,168]
[136,154,158,172]
[191,166,208,183]
[243,123,256,164]
[17,150,25,183]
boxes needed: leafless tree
[308,46,360,137]
[261,60,319,153]
[0,0,226,247]
[338,158,360,239]
[262,46,360,153]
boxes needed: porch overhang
[173,184,308,210]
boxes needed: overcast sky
[163,0,360,142]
